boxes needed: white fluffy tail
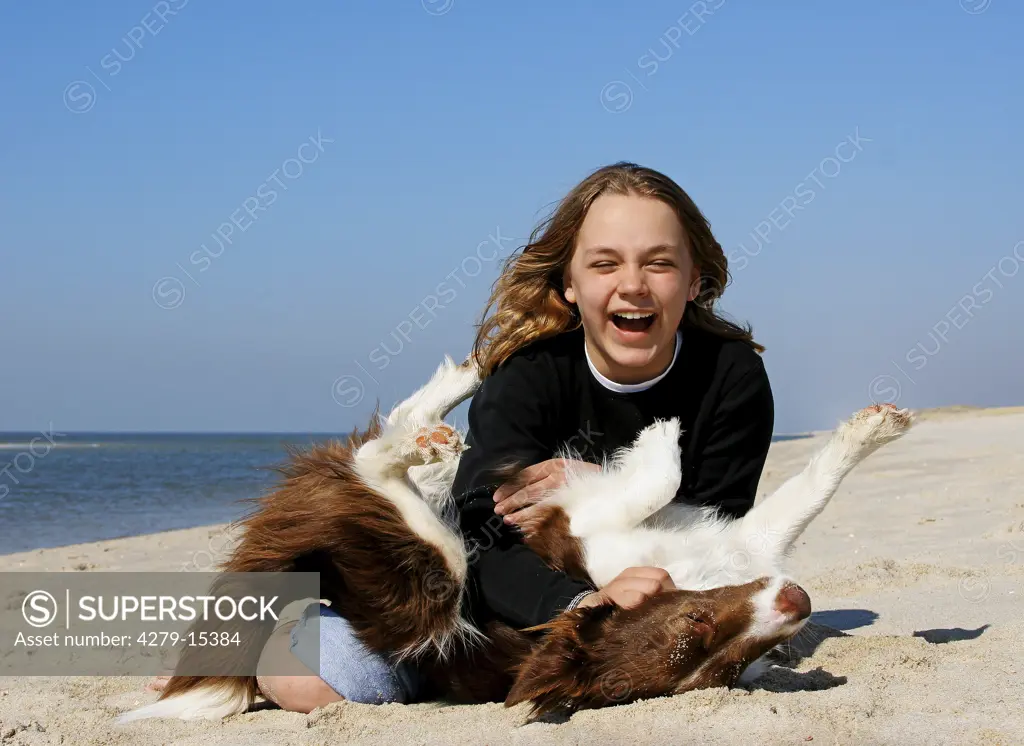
[118,678,253,723]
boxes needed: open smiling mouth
[611,311,656,333]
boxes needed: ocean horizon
[1,431,810,555]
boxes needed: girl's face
[564,193,699,384]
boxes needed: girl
[451,160,774,626]
[245,161,774,711]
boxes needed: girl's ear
[563,269,576,304]
[686,267,702,302]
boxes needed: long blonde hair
[472,162,762,377]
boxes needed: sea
[0,431,808,556]
[0,432,341,556]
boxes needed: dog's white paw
[840,403,913,452]
[457,353,484,382]
[435,354,483,401]
[626,418,682,475]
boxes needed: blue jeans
[288,602,425,704]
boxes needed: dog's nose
[775,583,811,620]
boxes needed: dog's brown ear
[505,621,588,717]
[505,604,615,718]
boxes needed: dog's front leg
[737,404,912,559]
[553,418,683,537]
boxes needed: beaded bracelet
[565,589,595,612]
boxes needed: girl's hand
[493,458,602,527]
[575,567,676,610]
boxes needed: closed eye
[686,611,716,648]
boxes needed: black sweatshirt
[451,325,774,630]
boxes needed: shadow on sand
[912,625,990,644]
[809,608,879,631]
[750,618,857,693]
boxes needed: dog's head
[505,576,810,718]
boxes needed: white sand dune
[2,407,1022,745]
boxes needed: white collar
[585,330,682,393]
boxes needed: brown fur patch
[521,505,591,583]
[225,442,464,654]
[420,621,536,704]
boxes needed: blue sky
[1,0,1021,434]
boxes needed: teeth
[614,311,655,319]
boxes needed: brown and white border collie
[119,355,912,723]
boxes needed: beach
[1,406,1022,745]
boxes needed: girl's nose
[618,265,649,296]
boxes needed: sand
[1,406,1022,745]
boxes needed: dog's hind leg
[737,404,912,559]
[386,355,481,431]
[358,355,481,478]
[553,418,683,537]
